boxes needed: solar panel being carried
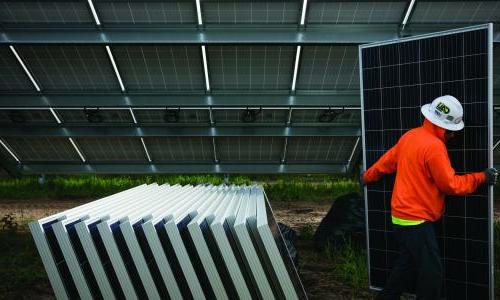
[360,24,493,299]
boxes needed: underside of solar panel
[360,24,494,299]
[29,184,307,299]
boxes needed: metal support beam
[0,25,399,45]
[346,136,361,173]
[281,108,293,163]
[211,137,218,163]
[280,138,289,163]
[16,163,349,174]
[1,25,498,45]
[0,125,361,137]
[0,92,360,108]
[399,0,416,31]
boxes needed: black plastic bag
[313,192,366,251]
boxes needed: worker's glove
[359,171,366,187]
[484,168,498,185]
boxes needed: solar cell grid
[207,45,295,90]
[0,1,94,24]
[360,25,493,299]
[17,45,120,92]
[3,137,81,162]
[202,0,300,24]
[94,0,197,24]
[216,136,283,162]
[286,136,357,162]
[111,45,205,91]
[307,1,407,24]
[145,137,213,162]
[411,1,500,24]
[296,46,359,90]
[76,137,148,162]
[0,47,35,91]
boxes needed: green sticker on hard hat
[436,102,450,114]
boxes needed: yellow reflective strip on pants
[391,215,425,226]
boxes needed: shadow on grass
[0,227,53,299]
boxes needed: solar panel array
[0,0,498,175]
[360,25,493,299]
[29,184,307,299]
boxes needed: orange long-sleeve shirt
[364,119,486,221]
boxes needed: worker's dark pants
[376,222,442,300]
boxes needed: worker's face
[444,130,455,142]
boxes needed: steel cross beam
[2,24,497,45]
[0,125,361,137]
[14,162,349,174]
[0,92,361,108]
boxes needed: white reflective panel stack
[30,184,308,299]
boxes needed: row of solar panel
[0,45,363,91]
[0,136,359,162]
[29,184,306,299]
[2,44,498,92]
[1,1,499,25]
[0,108,360,124]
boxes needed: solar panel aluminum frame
[186,188,230,299]
[138,186,201,299]
[97,184,192,300]
[94,184,169,300]
[134,185,210,298]
[116,185,186,300]
[173,186,227,299]
[50,184,158,299]
[72,184,161,300]
[210,187,254,299]
[359,23,494,298]
[160,185,219,299]
[232,186,275,299]
[28,184,148,300]
[253,187,307,300]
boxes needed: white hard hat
[421,95,464,131]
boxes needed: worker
[360,95,498,300]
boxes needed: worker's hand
[484,168,498,185]
[359,171,366,187]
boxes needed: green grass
[324,242,368,290]
[264,177,360,202]
[0,175,248,199]
[0,225,48,299]
[0,175,359,203]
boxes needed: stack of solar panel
[29,184,307,300]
